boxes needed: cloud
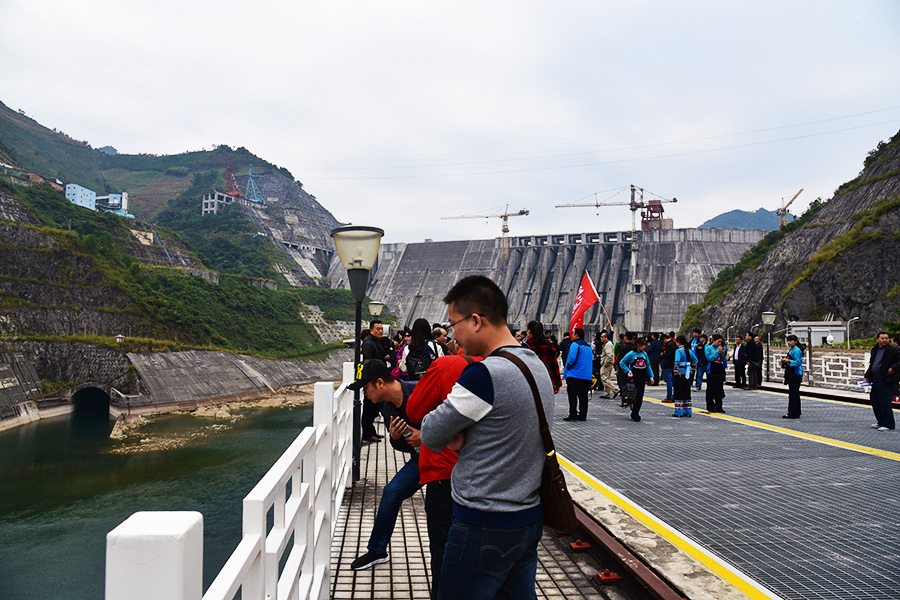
[2,0,899,242]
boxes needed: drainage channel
[545,505,685,600]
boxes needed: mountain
[699,208,791,231]
[682,129,900,337]
[0,99,342,286]
[0,177,369,357]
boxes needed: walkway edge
[560,457,784,600]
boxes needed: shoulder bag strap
[497,350,554,454]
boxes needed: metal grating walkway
[553,384,900,600]
[330,422,611,600]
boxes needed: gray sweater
[421,345,554,524]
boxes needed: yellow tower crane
[441,204,529,260]
[776,188,804,228]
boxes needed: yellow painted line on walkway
[642,397,900,462]
[558,454,784,600]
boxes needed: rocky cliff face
[238,172,341,284]
[0,186,208,337]
[695,130,900,336]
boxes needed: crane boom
[776,188,803,227]
[441,204,529,260]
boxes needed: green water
[0,406,313,600]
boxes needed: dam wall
[328,228,766,336]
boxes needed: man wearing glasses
[421,275,553,600]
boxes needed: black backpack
[407,342,437,380]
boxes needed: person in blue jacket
[563,327,594,421]
[673,335,696,417]
[781,334,805,419]
[620,337,654,422]
[704,334,728,413]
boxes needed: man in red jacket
[406,350,482,600]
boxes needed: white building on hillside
[65,184,96,210]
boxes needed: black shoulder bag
[498,351,578,533]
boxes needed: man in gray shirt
[421,275,554,600]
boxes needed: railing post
[105,512,202,600]
[314,381,334,583]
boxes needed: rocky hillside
[684,130,900,336]
[0,179,365,357]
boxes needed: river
[0,402,314,600]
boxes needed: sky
[1,1,899,243]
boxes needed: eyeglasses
[448,313,483,332]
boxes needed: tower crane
[442,204,529,260]
[556,184,677,253]
[776,188,803,228]
[557,184,677,299]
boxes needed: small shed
[787,321,847,346]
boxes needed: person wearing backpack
[620,337,654,422]
[401,318,445,380]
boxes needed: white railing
[106,363,354,600]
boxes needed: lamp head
[330,226,384,271]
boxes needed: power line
[307,118,900,181]
[301,105,900,173]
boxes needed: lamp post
[761,311,776,382]
[846,316,860,349]
[331,225,384,482]
[726,325,735,343]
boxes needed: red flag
[570,272,600,336]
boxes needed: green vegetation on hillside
[154,170,290,281]
[0,179,344,358]
[782,194,900,296]
[680,198,826,333]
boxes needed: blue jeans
[438,518,542,600]
[368,459,421,553]
[871,382,896,430]
[695,366,705,388]
[662,368,674,399]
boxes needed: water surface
[0,406,313,600]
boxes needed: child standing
[620,337,655,422]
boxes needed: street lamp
[368,301,385,318]
[726,325,735,342]
[331,225,384,482]
[761,311,776,383]
[846,316,860,349]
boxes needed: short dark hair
[668,331,676,338]
[700,334,708,341]
[786,334,799,343]
[443,275,508,325]
[711,333,723,342]
[693,328,702,335]
[573,327,585,339]
[369,319,383,330]
[877,331,889,338]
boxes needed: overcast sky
[2,1,899,243]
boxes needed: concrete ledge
[562,463,753,600]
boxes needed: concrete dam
[329,228,766,335]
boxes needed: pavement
[553,381,900,600]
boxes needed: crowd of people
[349,277,900,598]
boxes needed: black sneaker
[351,551,389,571]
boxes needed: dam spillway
[328,228,766,335]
